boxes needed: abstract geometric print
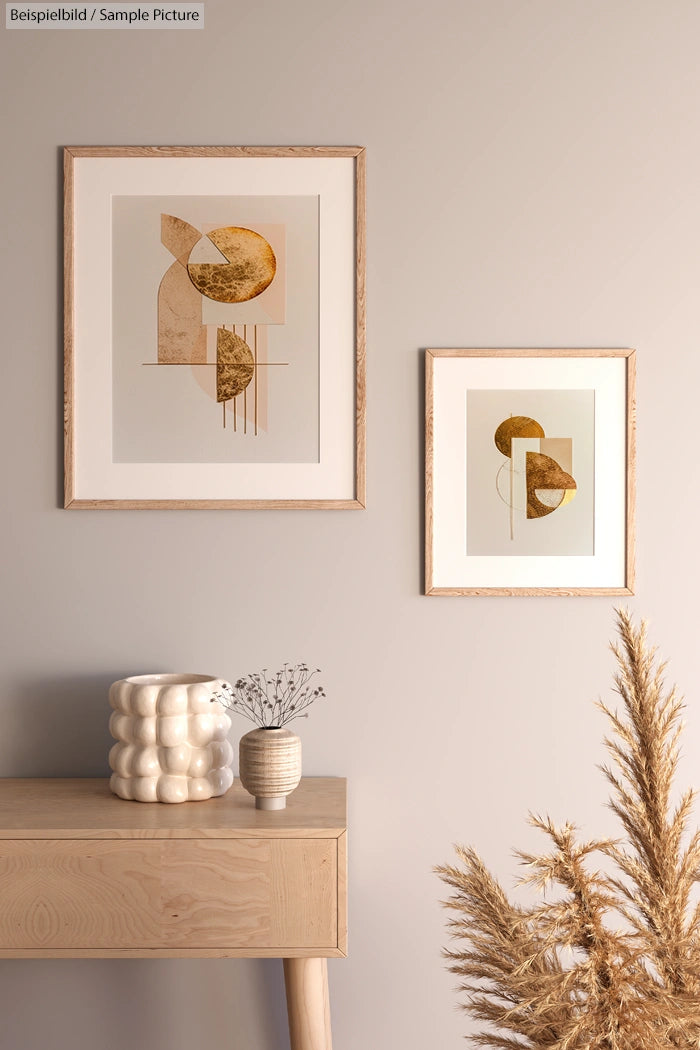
[111,194,320,465]
[494,415,577,539]
[465,389,594,557]
[156,213,286,434]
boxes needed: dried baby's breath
[212,663,326,729]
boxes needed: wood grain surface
[284,958,333,1050]
[0,778,347,959]
[0,838,336,951]
[0,777,346,839]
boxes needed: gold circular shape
[187,226,276,303]
[494,415,545,458]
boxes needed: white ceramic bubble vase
[108,673,234,803]
[238,727,302,810]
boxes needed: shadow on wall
[0,673,122,776]
[0,957,289,1050]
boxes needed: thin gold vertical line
[244,324,248,435]
[509,413,514,541]
[234,323,239,430]
[223,401,226,429]
[254,325,258,436]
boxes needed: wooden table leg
[283,957,332,1050]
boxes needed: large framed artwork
[64,146,366,509]
[425,349,636,596]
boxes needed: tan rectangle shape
[0,838,337,951]
[0,778,346,839]
[0,947,347,959]
[336,830,348,955]
[539,437,572,473]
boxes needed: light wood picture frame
[425,348,636,596]
[64,146,366,509]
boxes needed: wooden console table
[0,777,347,1050]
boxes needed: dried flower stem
[212,664,326,729]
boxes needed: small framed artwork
[64,146,366,509]
[425,349,636,596]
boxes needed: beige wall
[1,1,699,1046]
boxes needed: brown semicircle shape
[216,328,255,402]
[525,451,577,519]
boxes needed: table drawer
[0,839,337,951]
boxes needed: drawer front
[0,839,337,951]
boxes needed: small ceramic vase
[238,727,302,810]
[108,673,234,803]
